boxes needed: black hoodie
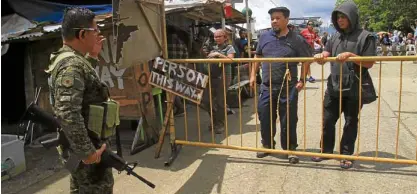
[325,0,376,96]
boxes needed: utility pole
[245,0,251,58]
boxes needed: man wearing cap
[250,7,312,163]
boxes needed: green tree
[334,0,417,33]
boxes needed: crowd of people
[377,21,417,56]
[378,25,417,47]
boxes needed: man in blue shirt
[250,7,312,163]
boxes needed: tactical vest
[47,51,120,140]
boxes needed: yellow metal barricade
[155,56,417,166]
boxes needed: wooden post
[24,45,35,108]
[245,0,254,97]
[245,0,251,58]
[154,0,178,159]
[154,94,175,158]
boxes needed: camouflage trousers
[70,162,114,194]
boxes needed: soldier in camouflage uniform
[46,7,113,193]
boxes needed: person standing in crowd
[381,33,391,55]
[406,33,415,45]
[201,29,236,134]
[321,31,329,47]
[250,7,312,163]
[239,30,249,58]
[391,30,400,46]
[312,0,376,169]
[300,20,322,83]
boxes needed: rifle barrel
[126,167,156,189]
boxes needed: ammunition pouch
[87,99,120,140]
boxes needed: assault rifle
[22,103,155,189]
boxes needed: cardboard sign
[150,57,209,104]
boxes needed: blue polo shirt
[256,29,311,89]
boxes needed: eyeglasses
[73,28,101,34]
[307,23,313,26]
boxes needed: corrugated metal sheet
[1,1,245,43]
[1,17,111,43]
[1,32,44,43]
[165,0,224,13]
[165,1,246,24]
[43,24,61,33]
[165,2,207,13]
[1,14,38,42]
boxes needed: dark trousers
[200,77,229,126]
[321,92,363,155]
[174,96,184,112]
[258,83,299,150]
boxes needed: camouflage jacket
[47,45,109,160]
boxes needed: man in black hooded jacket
[312,0,376,169]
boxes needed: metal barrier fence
[154,56,417,167]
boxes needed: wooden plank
[154,94,174,158]
[137,0,163,5]
[149,72,203,104]
[29,34,157,121]
[24,46,35,107]
[186,11,217,22]
[97,32,156,120]
[152,57,209,89]
[149,57,209,104]
[30,38,63,113]
[136,1,163,50]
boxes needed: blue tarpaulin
[7,0,112,23]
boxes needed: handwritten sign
[149,57,209,104]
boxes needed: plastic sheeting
[7,0,112,23]
[1,14,37,39]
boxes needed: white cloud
[234,0,336,30]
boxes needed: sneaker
[308,76,316,83]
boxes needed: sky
[234,0,336,30]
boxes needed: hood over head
[331,0,361,34]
